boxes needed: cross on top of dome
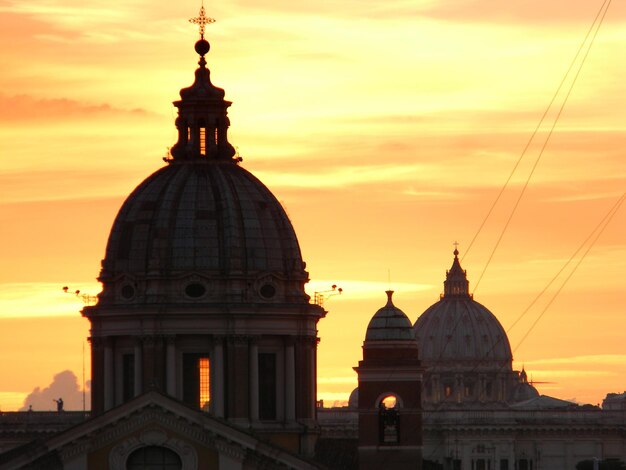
[167,5,237,162]
[189,3,215,39]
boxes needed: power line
[425,0,614,385]
[471,0,612,294]
[512,191,625,354]
[466,190,625,371]
[506,193,623,335]
[419,5,618,449]
[463,0,613,265]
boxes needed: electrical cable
[471,0,612,294]
[430,0,614,378]
[512,191,625,354]
[462,0,612,264]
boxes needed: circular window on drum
[259,283,276,299]
[185,283,207,299]
[121,284,135,300]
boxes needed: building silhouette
[1,8,626,470]
[318,253,626,470]
[0,9,329,470]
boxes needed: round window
[259,284,276,299]
[121,284,135,300]
[185,283,206,298]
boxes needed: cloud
[0,170,143,204]
[0,1,141,40]
[255,164,431,189]
[0,392,28,411]
[416,0,626,24]
[317,376,358,385]
[526,369,618,379]
[19,370,90,411]
[544,191,625,203]
[0,93,155,123]
[226,0,626,26]
[0,282,100,318]
[305,279,433,301]
[524,354,626,367]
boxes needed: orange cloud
[0,93,154,122]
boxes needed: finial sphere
[195,38,210,56]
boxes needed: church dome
[365,291,415,341]
[101,162,305,278]
[96,31,309,306]
[414,249,512,366]
[348,387,359,408]
[511,368,540,402]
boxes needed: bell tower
[354,291,423,470]
[83,6,325,457]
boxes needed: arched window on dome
[378,395,400,444]
[126,445,182,470]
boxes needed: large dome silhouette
[102,163,304,277]
[414,249,512,366]
[97,162,308,305]
[95,32,309,307]
[414,249,522,407]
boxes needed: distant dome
[365,291,415,341]
[348,387,359,408]
[98,162,308,304]
[511,368,539,402]
[512,381,540,402]
[414,250,512,366]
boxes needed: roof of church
[0,392,326,470]
[365,291,416,341]
[509,395,578,410]
[414,250,513,366]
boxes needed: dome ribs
[98,161,309,306]
[205,165,228,274]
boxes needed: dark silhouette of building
[0,8,326,469]
[317,252,626,470]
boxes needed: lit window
[183,354,210,411]
[378,395,399,444]
[199,127,206,155]
[199,357,210,410]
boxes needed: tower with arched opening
[354,291,423,469]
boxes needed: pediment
[1,392,323,470]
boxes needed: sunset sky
[0,0,624,410]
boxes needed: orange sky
[0,0,625,410]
